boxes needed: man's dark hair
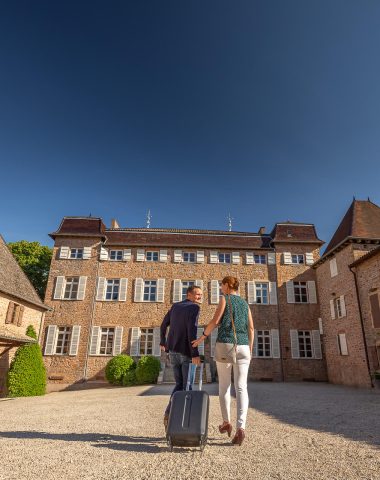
[186,285,201,294]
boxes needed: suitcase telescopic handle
[186,363,204,391]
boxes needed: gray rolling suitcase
[166,363,209,451]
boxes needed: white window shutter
[157,279,165,302]
[119,278,128,301]
[77,276,87,300]
[96,277,106,301]
[267,252,276,265]
[271,329,280,358]
[286,281,295,303]
[210,280,220,304]
[83,247,91,259]
[340,295,346,316]
[312,330,322,359]
[195,280,204,303]
[159,250,168,262]
[252,329,258,357]
[247,281,256,304]
[307,281,317,304]
[196,327,204,355]
[123,249,131,261]
[153,327,161,356]
[338,333,348,355]
[69,326,81,356]
[330,258,338,277]
[59,246,70,259]
[174,250,183,263]
[130,327,141,356]
[210,251,218,264]
[113,326,123,356]
[246,252,254,264]
[210,328,218,357]
[173,279,182,303]
[318,318,324,334]
[196,251,205,263]
[269,282,277,305]
[100,247,108,260]
[283,252,292,264]
[306,253,314,265]
[44,325,57,355]
[89,326,101,355]
[330,299,336,319]
[136,249,145,262]
[290,330,300,359]
[134,278,144,302]
[232,252,240,264]
[54,276,65,300]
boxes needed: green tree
[7,325,46,397]
[8,240,52,300]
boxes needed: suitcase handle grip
[186,363,204,391]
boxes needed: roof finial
[146,209,151,229]
[368,196,371,202]
[227,213,233,232]
[353,195,356,201]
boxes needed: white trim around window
[54,276,87,300]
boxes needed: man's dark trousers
[164,352,192,416]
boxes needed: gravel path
[0,382,379,480]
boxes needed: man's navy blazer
[160,299,200,358]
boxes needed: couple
[160,276,254,446]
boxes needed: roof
[0,236,48,310]
[0,326,37,345]
[323,200,380,257]
[50,217,106,240]
[349,244,380,268]
[270,223,324,244]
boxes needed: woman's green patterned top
[216,294,249,345]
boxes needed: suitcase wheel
[167,439,173,452]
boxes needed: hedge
[136,355,161,384]
[105,355,136,385]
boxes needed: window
[294,282,308,303]
[291,254,304,264]
[109,250,123,261]
[254,254,266,265]
[183,252,196,263]
[146,251,159,262]
[181,280,195,301]
[369,293,380,328]
[218,253,231,264]
[335,297,343,318]
[63,277,80,300]
[139,328,154,355]
[70,248,83,259]
[99,327,115,355]
[55,327,71,355]
[144,280,157,301]
[298,331,313,358]
[105,279,120,300]
[257,330,271,357]
[337,333,348,355]
[255,283,269,304]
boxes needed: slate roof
[270,222,324,244]
[0,236,48,310]
[0,326,36,345]
[324,200,380,256]
[50,217,106,239]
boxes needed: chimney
[111,218,120,229]
[258,226,266,235]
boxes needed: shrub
[105,355,135,385]
[136,355,161,384]
[122,369,138,386]
[7,325,46,397]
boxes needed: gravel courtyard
[0,382,379,480]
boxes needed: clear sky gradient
[1,1,379,250]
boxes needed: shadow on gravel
[250,382,380,448]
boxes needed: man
[160,285,202,428]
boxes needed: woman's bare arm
[191,296,226,346]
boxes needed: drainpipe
[82,243,101,382]
[349,266,373,388]
[273,250,285,382]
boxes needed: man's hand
[192,356,201,365]
[160,345,166,352]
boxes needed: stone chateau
[41,199,380,390]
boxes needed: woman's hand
[191,337,204,348]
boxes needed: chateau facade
[42,217,327,388]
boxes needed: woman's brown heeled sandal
[218,422,233,437]
[232,428,245,446]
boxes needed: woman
[192,276,254,446]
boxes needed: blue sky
[1,1,379,249]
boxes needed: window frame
[143,280,157,302]
[255,282,269,305]
[109,250,123,261]
[63,277,80,300]
[146,251,159,262]
[70,248,84,259]
[257,330,271,357]
[298,330,313,358]
[54,326,72,355]
[98,327,115,356]
[218,252,231,264]
[139,328,154,355]
[105,279,120,301]
[294,281,308,304]
[183,252,196,263]
[291,254,305,265]
[254,254,266,265]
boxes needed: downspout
[349,265,373,388]
[82,243,101,382]
[273,249,285,382]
